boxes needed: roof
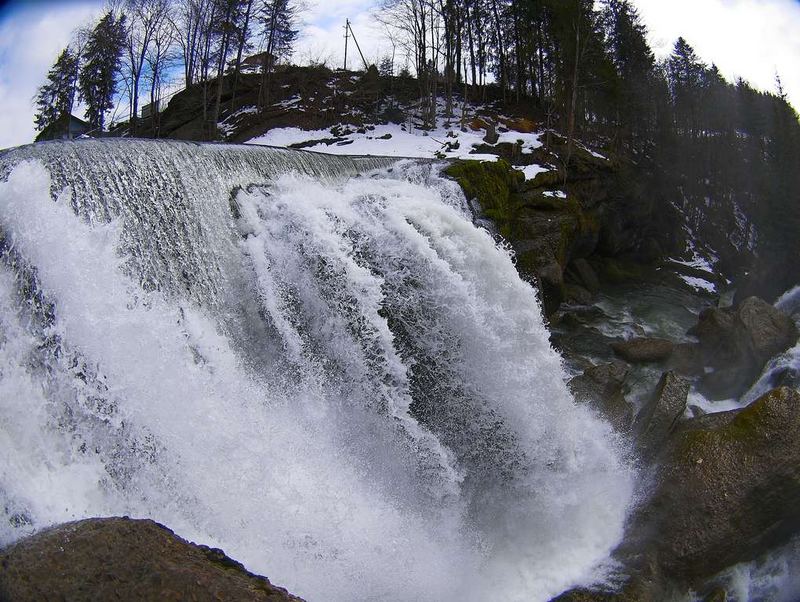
[35,114,92,142]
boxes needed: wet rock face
[611,337,675,363]
[569,258,601,293]
[648,387,800,583]
[690,297,798,399]
[635,371,690,455]
[569,360,633,429]
[0,517,304,602]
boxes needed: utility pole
[343,19,349,71]
[342,19,369,71]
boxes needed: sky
[0,0,799,150]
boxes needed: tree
[79,11,127,131]
[600,0,655,150]
[144,5,179,136]
[209,0,240,134]
[171,0,211,87]
[34,47,80,132]
[123,0,173,134]
[257,0,299,109]
[229,0,257,109]
[667,37,705,136]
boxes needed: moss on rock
[646,387,800,583]
[444,159,523,236]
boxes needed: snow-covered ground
[677,274,717,294]
[668,232,721,294]
[246,121,544,162]
[515,164,551,181]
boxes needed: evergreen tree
[257,0,298,108]
[600,0,654,149]
[667,37,705,136]
[79,11,127,131]
[34,48,80,132]
[260,0,298,62]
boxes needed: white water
[0,140,634,601]
[702,536,800,602]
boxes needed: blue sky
[1,0,799,150]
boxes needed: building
[141,101,160,119]
[35,114,92,142]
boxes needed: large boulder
[0,517,304,602]
[667,343,704,377]
[636,371,690,454]
[647,387,800,583]
[611,338,674,363]
[569,360,633,429]
[568,258,601,293]
[690,297,798,399]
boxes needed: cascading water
[0,139,634,601]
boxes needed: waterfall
[0,139,634,602]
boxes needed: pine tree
[261,0,298,62]
[601,0,655,150]
[257,0,298,109]
[34,48,80,132]
[667,37,705,136]
[79,11,127,132]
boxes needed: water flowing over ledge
[0,139,634,601]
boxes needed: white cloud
[293,0,389,69]
[0,1,101,150]
[632,0,800,110]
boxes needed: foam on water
[0,140,634,601]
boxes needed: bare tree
[123,0,172,134]
[144,3,178,136]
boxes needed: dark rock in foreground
[554,387,800,601]
[649,386,800,583]
[0,517,304,602]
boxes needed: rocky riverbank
[545,271,800,600]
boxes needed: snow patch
[678,274,716,294]
[515,164,551,181]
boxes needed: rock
[667,343,704,377]
[565,283,593,305]
[483,121,499,144]
[570,258,601,293]
[638,238,664,264]
[698,367,749,400]
[569,360,633,429]
[611,338,674,363]
[537,260,566,315]
[636,371,690,453]
[647,387,800,583]
[737,296,798,363]
[690,297,798,399]
[570,360,629,403]
[599,258,647,284]
[550,579,663,602]
[0,517,304,602]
